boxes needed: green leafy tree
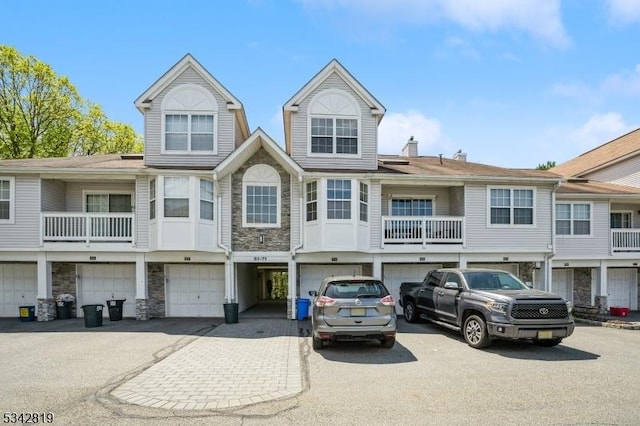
[0,45,142,159]
[536,160,556,170]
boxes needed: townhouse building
[1,54,635,321]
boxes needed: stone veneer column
[135,299,150,320]
[37,298,56,321]
[594,295,608,314]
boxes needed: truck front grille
[511,303,568,319]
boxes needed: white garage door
[0,264,37,317]
[551,269,573,302]
[79,264,136,318]
[471,263,518,275]
[383,264,441,314]
[166,265,225,317]
[608,269,635,309]
[299,265,362,302]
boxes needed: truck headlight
[486,301,508,314]
[566,301,573,313]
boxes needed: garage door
[0,264,37,317]
[470,263,518,275]
[299,265,362,302]
[166,265,225,317]
[552,269,573,302]
[78,264,136,318]
[608,269,635,309]
[383,264,441,314]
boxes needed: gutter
[291,174,304,256]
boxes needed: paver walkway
[112,319,303,410]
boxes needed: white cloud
[570,112,634,148]
[378,110,444,155]
[601,64,640,96]
[299,0,570,47]
[605,0,640,25]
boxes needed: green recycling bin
[81,304,104,328]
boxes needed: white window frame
[556,202,592,237]
[487,186,536,227]
[327,179,352,221]
[160,84,218,155]
[163,176,190,219]
[149,179,156,221]
[82,191,134,213]
[0,177,15,224]
[199,179,214,222]
[611,210,633,229]
[307,89,361,158]
[388,195,436,217]
[306,181,318,223]
[242,165,281,228]
[359,182,368,223]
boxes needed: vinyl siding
[0,176,40,248]
[135,176,149,248]
[449,187,465,217]
[144,67,236,168]
[585,155,640,188]
[611,203,640,229]
[380,186,454,216]
[369,181,382,248]
[291,177,301,248]
[555,199,611,257]
[464,183,553,250]
[290,74,378,170]
[65,182,136,212]
[41,179,66,211]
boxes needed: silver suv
[308,276,397,350]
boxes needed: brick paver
[111,319,303,410]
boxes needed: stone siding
[574,267,592,305]
[517,262,535,284]
[37,298,55,321]
[51,263,77,318]
[232,148,291,252]
[147,263,166,318]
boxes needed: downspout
[214,172,233,303]
[546,179,562,292]
[291,174,305,255]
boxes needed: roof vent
[401,136,418,158]
[453,149,467,162]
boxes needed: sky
[2,0,640,168]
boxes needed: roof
[376,155,561,180]
[551,128,640,178]
[557,179,640,195]
[0,154,146,170]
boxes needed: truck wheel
[381,337,396,349]
[312,335,324,350]
[534,338,562,347]
[404,301,419,323]
[463,314,491,349]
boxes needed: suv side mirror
[444,282,461,290]
[308,290,318,297]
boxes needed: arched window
[161,84,218,153]
[242,164,281,227]
[308,89,361,156]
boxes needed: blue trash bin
[296,298,311,320]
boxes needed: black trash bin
[56,301,73,319]
[106,299,126,321]
[81,304,104,328]
[19,305,35,322]
[223,302,238,324]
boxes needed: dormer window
[162,84,218,154]
[308,89,361,157]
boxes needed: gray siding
[555,199,611,257]
[65,182,136,212]
[586,155,640,188]
[464,183,553,250]
[291,177,301,248]
[611,202,640,229]
[135,176,149,248]
[449,187,465,217]
[41,179,66,211]
[380,186,454,216]
[144,67,236,168]
[0,176,40,248]
[290,74,378,170]
[369,181,382,248]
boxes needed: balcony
[42,213,135,245]
[611,229,640,253]
[382,216,464,247]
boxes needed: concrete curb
[574,316,640,330]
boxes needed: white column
[135,253,147,299]
[458,255,467,269]
[289,258,297,320]
[225,256,235,303]
[373,255,382,280]
[598,261,608,298]
[36,252,51,299]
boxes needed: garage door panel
[0,264,37,317]
[552,270,572,302]
[79,264,136,318]
[384,264,441,314]
[609,269,634,308]
[166,265,225,317]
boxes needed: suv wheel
[381,337,395,349]
[312,335,324,350]
[404,301,418,323]
[534,338,562,347]
[463,314,491,349]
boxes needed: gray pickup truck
[399,268,574,349]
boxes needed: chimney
[401,136,418,157]
[453,149,467,162]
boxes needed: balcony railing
[42,212,135,245]
[382,216,464,246]
[611,229,640,253]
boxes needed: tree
[0,45,142,159]
[536,160,556,170]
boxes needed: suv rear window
[324,280,389,299]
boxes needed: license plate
[538,330,553,339]
[351,308,366,316]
